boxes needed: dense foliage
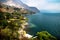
[36,31,57,40]
[0,12,25,40]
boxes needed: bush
[36,31,57,40]
[0,12,21,40]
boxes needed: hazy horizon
[0,0,60,13]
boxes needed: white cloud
[4,0,15,6]
[21,0,60,11]
[2,0,60,11]
[3,0,23,8]
[40,3,60,10]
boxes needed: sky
[20,0,60,13]
[1,0,60,13]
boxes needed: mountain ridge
[0,0,40,13]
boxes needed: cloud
[39,2,60,10]
[21,0,60,11]
[43,3,60,10]
[3,0,15,6]
[4,0,15,6]
[3,0,22,8]
[1,0,60,12]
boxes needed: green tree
[0,12,23,40]
[36,31,57,40]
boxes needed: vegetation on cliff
[0,12,21,40]
[0,3,34,40]
[0,4,57,40]
[0,12,57,40]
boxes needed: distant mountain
[17,1,40,13]
[0,0,40,13]
[15,0,40,13]
[13,0,40,13]
[29,7,40,13]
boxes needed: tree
[36,31,57,40]
[0,12,23,40]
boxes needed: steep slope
[29,7,40,13]
[0,0,40,13]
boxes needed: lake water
[28,12,60,39]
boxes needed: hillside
[0,0,40,13]
[0,4,35,15]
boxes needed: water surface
[28,13,60,39]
